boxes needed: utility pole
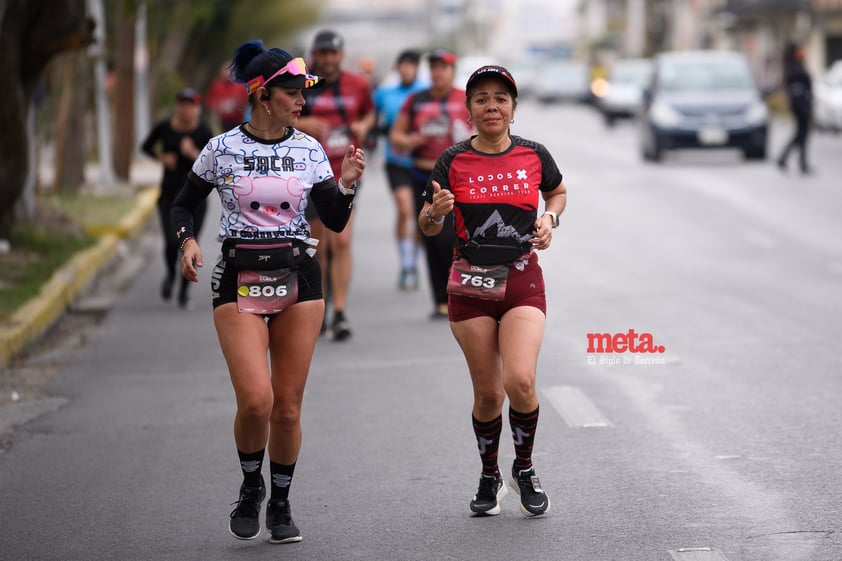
[87,0,117,186]
[134,2,150,155]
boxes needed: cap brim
[273,74,326,90]
[466,69,518,97]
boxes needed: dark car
[639,50,769,162]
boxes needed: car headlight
[743,101,769,125]
[649,100,682,127]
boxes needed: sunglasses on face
[245,57,313,95]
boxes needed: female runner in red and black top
[419,65,567,518]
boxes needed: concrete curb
[0,186,159,369]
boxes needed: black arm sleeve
[170,171,214,245]
[140,121,163,159]
[309,178,356,232]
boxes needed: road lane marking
[542,385,613,428]
[668,548,731,561]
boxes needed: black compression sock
[472,414,502,477]
[238,448,265,487]
[270,461,296,501]
[510,406,539,473]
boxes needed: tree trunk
[53,51,89,193]
[112,0,135,182]
[0,0,93,237]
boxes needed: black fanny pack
[222,238,311,271]
[457,237,531,266]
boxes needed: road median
[0,186,159,369]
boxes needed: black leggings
[778,107,811,171]
[411,169,456,307]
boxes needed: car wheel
[744,147,767,161]
[650,136,663,162]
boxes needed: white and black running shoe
[229,479,266,540]
[266,499,303,544]
[510,467,551,517]
[332,317,352,341]
[470,473,507,516]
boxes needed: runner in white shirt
[171,40,365,545]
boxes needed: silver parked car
[813,60,842,133]
[596,58,653,126]
[534,60,590,104]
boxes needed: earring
[467,118,472,125]
[510,119,515,124]
[264,105,271,116]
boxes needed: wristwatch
[542,210,559,228]
[424,208,445,225]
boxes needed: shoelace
[230,488,262,518]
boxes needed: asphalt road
[1,101,841,561]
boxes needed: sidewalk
[0,158,161,370]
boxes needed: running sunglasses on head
[245,58,317,94]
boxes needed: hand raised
[429,180,454,218]
[340,144,366,185]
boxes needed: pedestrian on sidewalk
[295,29,376,341]
[171,40,365,544]
[391,49,471,319]
[372,49,427,291]
[140,87,213,309]
[418,65,567,517]
[776,42,814,174]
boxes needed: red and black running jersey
[301,70,374,175]
[425,135,563,244]
[398,88,471,162]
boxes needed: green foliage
[142,0,321,115]
[0,222,93,320]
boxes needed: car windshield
[611,63,652,85]
[658,59,754,91]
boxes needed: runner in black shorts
[211,252,323,310]
[419,65,567,518]
[373,50,426,290]
[171,40,365,545]
[391,49,471,318]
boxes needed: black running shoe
[470,473,507,516]
[229,479,266,540]
[160,275,174,301]
[510,466,551,517]
[266,499,303,544]
[332,317,352,341]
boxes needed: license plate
[698,127,727,145]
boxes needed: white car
[597,58,654,126]
[534,60,590,104]
[813,60,842,133]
